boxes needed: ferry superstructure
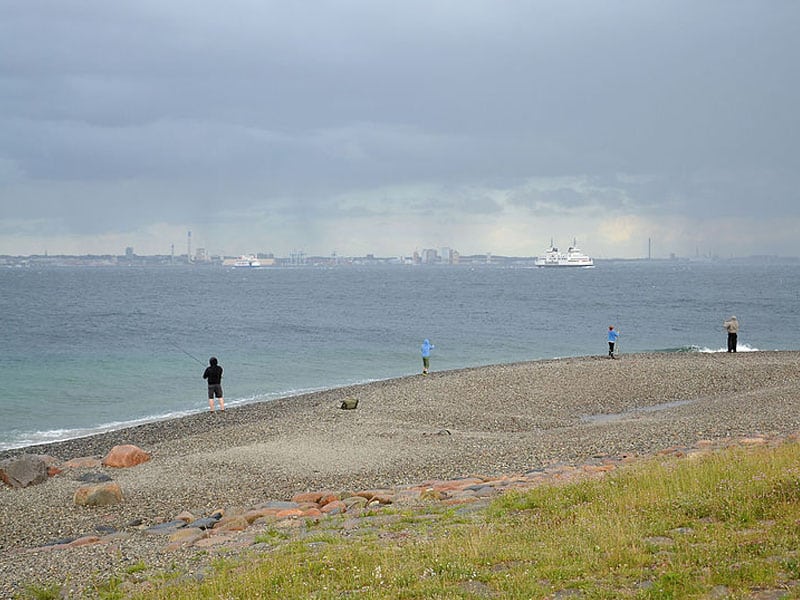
[232,255,262,267]
[534,239,594,267]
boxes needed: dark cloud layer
[1,1,799,256]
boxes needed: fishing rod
[170,341,206,365]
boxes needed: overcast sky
[1,1,798,259]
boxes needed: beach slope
[2,351,799,595]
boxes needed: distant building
[421,248,438,264]
[438,247,461,265]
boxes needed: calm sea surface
[2,261,798,450]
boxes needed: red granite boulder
[319,493,341,506]
[63,456,103,469]
[102,444,151,468]
[291,491,325,504]
[74,482,124,506]
[320,500,347,515]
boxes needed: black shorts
[207,384,224,399]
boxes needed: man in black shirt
[203,357,225,412]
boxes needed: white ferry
[232,254,262,268]
[535,239,594,267]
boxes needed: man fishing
[421,339,435,374]
[723,315,739,353]
[203,357,225,412]
[607,326,620,359]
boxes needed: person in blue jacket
[607,326,620,359]
[421,339,435,374]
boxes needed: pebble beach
[2,351,800,597]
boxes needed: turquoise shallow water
[2,260,798,449]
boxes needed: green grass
[123,561,150,576]
[20,584,62,600]
[253,529,292,543]
[26,441,800,599]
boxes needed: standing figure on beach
[203,357,225,412]
[421,339,435,374]
[723,315,739,353]
[607,326,619,359]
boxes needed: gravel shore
[2,351,799,596]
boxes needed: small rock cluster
[0,443,151,507]
[17,457,629,557]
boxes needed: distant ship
[535,239,594,267]
[232,254,262,268]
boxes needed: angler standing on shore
[421,339,435,374]
[203,357,225,412]
[723,315,739,353]
[607,326,620,359]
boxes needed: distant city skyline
[2,2,799,259]
[5,225,793,263]
[3,237,795,262]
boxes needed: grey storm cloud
[1,0,799,255]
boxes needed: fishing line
[169,341,206,365]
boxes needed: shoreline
[3,351,800,595]
[0,353,602,458]
[0,369,451,460]
[1,361,538,457]
[4,349,800,463]
[5,349,800,479]
[0,349,761,458]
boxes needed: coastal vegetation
[38,439,800,599]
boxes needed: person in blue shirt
[421,339,435,374]
[607,326,620,359]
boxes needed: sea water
[2,260,798,450]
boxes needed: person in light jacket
[607,326,620,359]
[723,316,739,353]
[420,339,435,374]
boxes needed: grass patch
[253,529,292,544]
[123,561,149,575]
[109,441,800,598]
[20,584,63,600]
